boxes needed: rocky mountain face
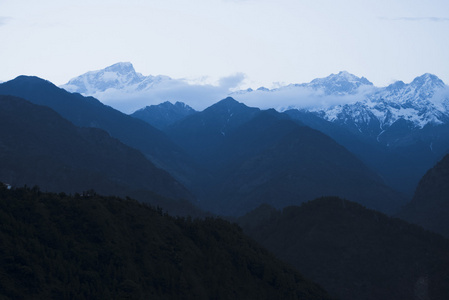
[307,73,448,138]
[131,101,196,130]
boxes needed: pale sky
[1,0,449,89]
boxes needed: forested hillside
[239,197,449,300]
[399,154,449,237]
[0,185,333,299]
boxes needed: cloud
[379,16,449,22]
[71,70,379,114]
[231,85,375,111]
[218,73,246,90]
[94,76,244,113]
[92,76,379,114]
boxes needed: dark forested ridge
[166,98,405,215]
[0,185,333,300]
[238,197,449,300]
[208,111,404,215]
[164,97,261,164]
[0,95,198,216]
[398,153,449,237]
[0,76,199,186]
[285,109,449,197]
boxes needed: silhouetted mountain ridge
[0,76,198,186]
[165,97,260,164]
[0,95,196,215]
[238,197,449,300]
[398,153,449,237]
[167,98,405,215]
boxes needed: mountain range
[234,71,449,131]
[0,94,200,216]
[61,64,449,133]
[0,75,405,215]
[0,76,201,190]
[164,97,404,215]
[306,72,448,129]
[282,74,449,196]
[3,66,449,216]
[2,65,449,298]
[60,63,449,196]
[236,71,449,196]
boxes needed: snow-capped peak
[308,73,449,131]
[304,71,373,95]
[103,62,136,75]
[320,71,371,84]
[231,71,374,98]
[60,62,171,95]
[410,73,445,90]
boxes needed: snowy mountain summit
[234,71,447,132]
[61,63,449,133]
[131,101,196,130]
[310,73,449,131]
[296,71,373,95]
[61,62,171,95]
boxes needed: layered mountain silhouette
[3,66,449,299]
[284,109,449,197]
[238,197,449,300]
[398,154,449,237]
[164,97,260,164]
[166,97,404,215]
[0,76,199,187]
[0,75,406,216]
[0,95,197,215]
[234,72,449,196]
[60,63,449,198]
